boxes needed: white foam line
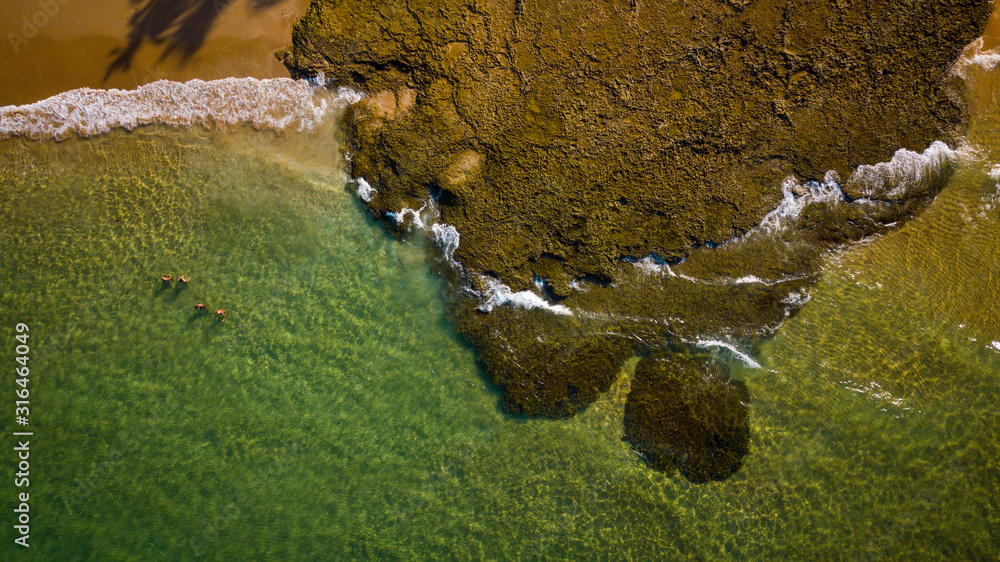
[374,199,565,316]
[632,256,676,276]
[476,277,573,316]
[630,257,805,287]
[693,339,761,369]
[847,141,957,200]
[0,78,361,140]
[754,172,845,236]
[729,141,959,241]
[386,204,429,231]
[374,198,464,271]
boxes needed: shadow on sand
[104,0,289,81]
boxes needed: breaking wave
[846,141,958,201]
[387,206,429,231]
[952,37,1000,80]
[733,141,960,239]
[755,171,846,235]
[355,177,377,202]
[0,78,360,140]
[430,223,461,268]
[475,277,573,316]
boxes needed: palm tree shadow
[103,0,290,82]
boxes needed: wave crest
[0,78,358,140]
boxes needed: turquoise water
[1,76,1000,559]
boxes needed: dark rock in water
[623,354,751,482]
[451,297,632,417]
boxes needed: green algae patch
[624,354,751,482]
[2,65,1000,557]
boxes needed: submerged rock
[451,297,631,417]
[623,354,751,483]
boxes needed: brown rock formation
[282,0,987,289]
[280,0,989,477]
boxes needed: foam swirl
[952,37,1000,80]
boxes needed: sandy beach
[0,0,310,106]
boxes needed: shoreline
[0,0,310,106]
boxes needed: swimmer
[178,276,191,284]
[161,273,173,286]
[215,309,226,322]
[194,303,207,312]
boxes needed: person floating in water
[194,303,207,312]
[215,309,226,322]
[161,273,172,287]
[178,276,190,285]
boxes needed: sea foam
[0,78,359,140]
[754,172,846,235]
[735,141,959,239]
[476,277,573,315]
[952,37,1000,79]
[693,339,761,369]
[386,205,429,231]
[846,141,957,200]
[430,223,461,267]
[355,177,377,202]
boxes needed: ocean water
[2,53,1000,562]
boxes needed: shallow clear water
[2,71,1000,560]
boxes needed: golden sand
[0,0,310,106]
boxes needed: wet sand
[987,1,1000,48]
[0,0,310,106]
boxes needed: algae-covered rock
[280,0,989,477]
[623,354,751,482]
[283,0,989,291]
[450,296,631,417]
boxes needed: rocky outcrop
[280,0,990,479]
[623,354,751,482]
[282,0,987,288]
[451,299,632,417]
